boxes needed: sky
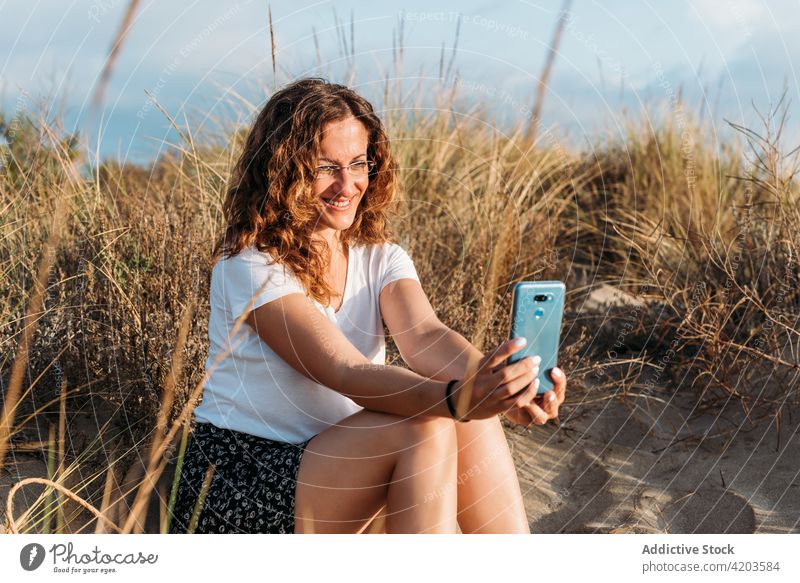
[1,0,798,164]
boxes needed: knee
[402,416,457,454]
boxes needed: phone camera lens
[534,294,548,302]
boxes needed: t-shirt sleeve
[379,242,421,294]
[217,248,307,320]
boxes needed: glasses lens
[315,161,372,179]
[350,161,371,175]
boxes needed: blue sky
[1,0,798,163]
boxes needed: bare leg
[294,410,458,534]
[454,416,530,533]
[334,416,529,534]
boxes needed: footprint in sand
[657,486,756,533]
[529,451,619,533]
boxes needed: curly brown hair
[215,77,402,307]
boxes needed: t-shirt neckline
[331,243,353,315]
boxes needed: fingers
[503,377,540,409]
[490,352,541,394]
[492,353,541,378]
[550,366,567,400]
[506,401,549,428]
[522,402,550,426]
[482,337,529,373]
[543,367,566,414]
[493,360,540,400]
[536,390,560,417]
[502,407,532,427]
[505,368,567,427]
[529,367,567,422]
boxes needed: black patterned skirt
[168,421,313,534]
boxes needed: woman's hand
[450,337,542,420]
[503,367,566,427]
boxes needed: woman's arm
[402,326,484,382]
[246,292,453,418]
[378,278,484,381]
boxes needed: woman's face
[311,116,370,239]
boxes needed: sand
[506,284,800,534]
[505,392,799,533]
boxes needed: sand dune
[506,390,799,533]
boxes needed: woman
[169,78,567,534]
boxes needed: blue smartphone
[507,281,565,394]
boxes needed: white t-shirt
[193,241,421,444]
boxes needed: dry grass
[1,17,799,533]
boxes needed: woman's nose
[333,168,359,195]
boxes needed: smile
[323,197,353,211]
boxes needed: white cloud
[689,0,767,35]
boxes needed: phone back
[507,281,565,394]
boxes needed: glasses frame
[314,159,375,180]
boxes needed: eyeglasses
[314,159,375,180]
